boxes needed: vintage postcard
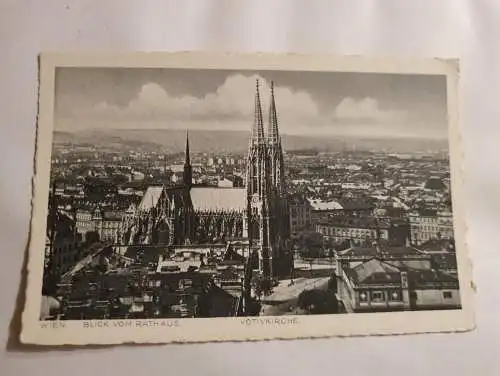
[21,52,474,345]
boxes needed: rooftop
[338,246,426,259]
[346,258,401,285]
[420,238,456,253]
[342,257,459,287]
[156,259,201,273]
[308,200,343,211]
[190,187,246,212]
[318,216,391,229]
[138,186,164,211]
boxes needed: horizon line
[54,127,449,141]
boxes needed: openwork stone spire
[268,81,280,145]
[252,78,265,144]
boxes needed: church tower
[268,82,286,196]
[246,79,274,281]
[183,131,193,187]
[267,81,290,244]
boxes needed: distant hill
[53,128,449,154]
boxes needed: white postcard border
[21,52,475,345]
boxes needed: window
[178,279,193,290]
[389,290,401,301]
[443,291,452,299]
[371,291,384,302]
[359,291,368,302]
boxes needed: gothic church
[120,79,290,280]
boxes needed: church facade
[119,79,291,281]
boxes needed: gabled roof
[190,187,246,212]
[343,257,459,287]
[138,186,164,211]
[351,258,401,284]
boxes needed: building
[75,209,93,235]
[288,194,312,235]
[120,80,292,282]
[76,207,124,243]
[409,209,454,245]
[96,211,123,242]
[335,246,461,312]
[45,187,82,278]
[334,199,375,217]
[316,217,410,247]
[309,200,343,223]
[309,199,375,224]
[55,239,253,319]
[217,174,244,188]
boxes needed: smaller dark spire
[184,130,191,167]
[183,131,193,187]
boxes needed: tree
[327,274,338,293]
[297,289,339,314]
[253,277,273,298]
[301,231,323,249]
[244,298,262,316]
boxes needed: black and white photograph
[21,53,473,345]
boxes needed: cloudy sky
[54,67,448,139]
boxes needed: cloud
[57,74,417,137]
[334,97,406,122]
[65,74,322,133]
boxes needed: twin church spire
[251,79,281,147]
[183,78,284,190]
[247,78,288,280]
[247,78,285,201]
[250,79,286,195]
[182,79,283,201]
[181,78,287,281]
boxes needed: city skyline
[22,53,472,346]
[55,68,448,140]
[43,74,460,322]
